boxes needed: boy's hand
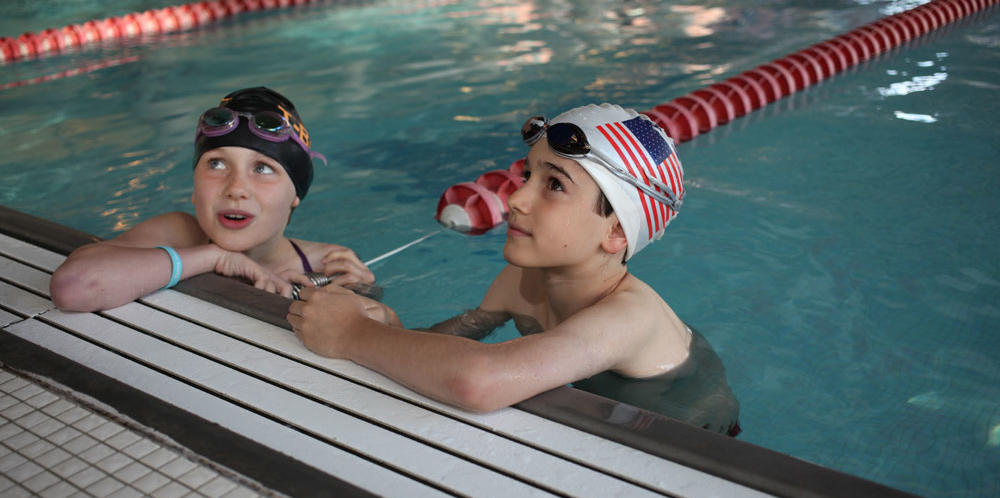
[286,285,400,358]
[214,250,295,298]
[320,245,375,286]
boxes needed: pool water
[2,1,998,496]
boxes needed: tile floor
[0,366,283,497]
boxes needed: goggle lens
[545,122,591,156]
[521,116,546,145]
[520,116,591,157]
[200,107,237,130]
[252,112,288,134]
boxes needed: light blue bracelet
[155,246,182,289]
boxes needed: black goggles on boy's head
[519,115,682,210]
[521,116,592,156]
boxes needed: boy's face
[503,141,619,268]
[191,146,299,252]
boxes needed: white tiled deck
[0,368,277,498]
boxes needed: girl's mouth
[218,211,254,229]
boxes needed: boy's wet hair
[595,192,626,264]
[596,191,614,217]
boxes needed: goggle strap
[588,149,682,210]
[310,151,328,165]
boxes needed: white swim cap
[548,104,685,260]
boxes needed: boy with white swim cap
[525,103,686,261]
[289,103,739,435]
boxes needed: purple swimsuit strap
[288,239,313,273]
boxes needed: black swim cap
[194,87,315,199]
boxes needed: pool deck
[0,205,915,497]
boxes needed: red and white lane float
[434,159,524,233]
[434,0,997,233]
[0,0,321,64]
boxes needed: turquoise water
[2,2,999,496]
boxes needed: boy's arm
[421,264,515,339]
[422,309,510,340]
[288,285,649,413]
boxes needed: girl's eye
[548,177,564,192]
[208,158,226,170]
[521,169,531,182]
[255,163,276,175]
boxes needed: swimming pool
[1,1,998,496]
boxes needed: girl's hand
[277,268,316,288]
[214,251,295,298]
[320,245,375,286]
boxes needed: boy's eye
[208,158,226,170]
[255,163,276,175]
[548,177,564,191]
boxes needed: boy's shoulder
[589,274,669,322]
[576,276,690,377]
[480,264,541,313]
[615,273,666,306]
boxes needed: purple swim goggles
[196,106,327,165]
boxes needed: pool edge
[0,203,917,498]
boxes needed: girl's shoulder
[286,238,355,263]
[288,238,346,253]
[112,212,206,247]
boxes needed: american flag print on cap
[551,104,685,260]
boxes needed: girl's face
[192,146,299,253]
[503,141,618,269]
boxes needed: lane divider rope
[436,0,998,233]
[642,0,998,144]
[0,0,327,64]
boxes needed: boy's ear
[601,217,628,256]
[291,196,301,209]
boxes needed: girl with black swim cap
[51,87,374,312]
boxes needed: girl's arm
[313,242,375,285]
[50,212,214,311]
[50,212,296,311]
